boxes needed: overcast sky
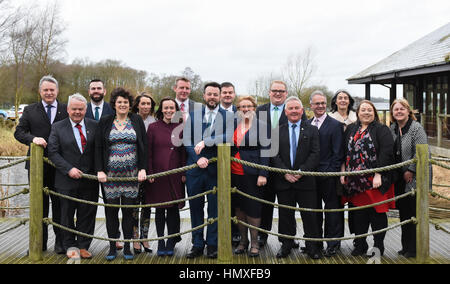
[17,0,450,99]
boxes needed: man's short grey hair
[68,93,87,107]
[285,96,303,108]
[309,90,326,103]
[39,75,59,90]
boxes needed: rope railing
[232,217,416,242]
[44,187,216,209]
[232,187,416,213]
[231,157,416,177]
[44,217,218,243]
[0,219,29,236]
[429,220,450,235]
[0,157,29,171]
[0,188,29,201]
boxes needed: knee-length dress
[104,120,139,199]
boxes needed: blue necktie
[94,106,100,121]
[46,105,53,123]
[291,124,297,167]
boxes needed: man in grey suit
[48,94,99,259]
[173,77,202,118]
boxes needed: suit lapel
[37,102,51,126]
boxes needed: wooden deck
[0,218,449,264]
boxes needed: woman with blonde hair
[389,98,428,258]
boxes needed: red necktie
[180,103,185,112]
[75,124,87,152]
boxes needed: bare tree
[282,47,317,105]
[30,0,67,78]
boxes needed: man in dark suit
[48,94,99,259]
[219,82,238,113]
[309,90,344,257]
[14,75,68,254]
[271,96,322,259]
[255,81,288,247]
[85,79,114,121]
[183,82,233,259]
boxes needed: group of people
[14,74,426,261]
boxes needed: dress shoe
[234,241,249,255]
[186,246,203,259]
[324,247,338,257]
[232,235,241,247]
[157,240,166,257]
[276,246,291,258]
[248,246,260,258]
[79,249,93,259]
[293,241,300,249]
[141,242,152,253]
[206,245,218,259]
[397,249,406,255]
[307,250,322,260]
[257,235,267,248]
[404,251,416,258]
[123,245,134,260]
[106,250,117,261]
[133,243,142,254]
[351,245,368,256]
[166,239,175,256]
[54,244,66,255]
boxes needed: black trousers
[57,182,98,250]
[316,177,344,249]
[395,181,416,254]
[277,188,320,253]
[352,206,388,249]
[105,196,136,240]
[259,177,276,239]
[155,206,180,241]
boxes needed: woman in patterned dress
[390,98,429,258]
[95,88,148,260]
[340,100,395,256]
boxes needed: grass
[0,120,28,157]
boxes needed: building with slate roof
[347,22,450,142]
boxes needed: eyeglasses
[270,90,286,94]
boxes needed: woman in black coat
[340,100,395,256]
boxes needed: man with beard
[85,79,114,121]
[183,82,233,259]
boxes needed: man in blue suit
[85,79,114,121]
[219,82,237,113]
[309,90,344,257]
[183,82,233,259]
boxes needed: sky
[14,0,450,99]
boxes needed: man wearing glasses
[256,81,289,247]
[309,90,344,257]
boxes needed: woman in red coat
[146,97,186,256]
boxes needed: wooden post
[29,143,44,262]
[437,115,442,148]
[416,144,430,264]
[217,143,232,264]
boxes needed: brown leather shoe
[79,249,92,259]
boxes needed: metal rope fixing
[43,217,218,243]
[232,187,415,213]
[230,157,416,176]
[231,216,416,242]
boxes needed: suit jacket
[231,118,269,177]
[309,115,344,173]
[14,100,68,170]
[85,101,115,120]
[183,106,233,177]
[271,120,320,191]
[94,112,148,173]
[48,118,98,191]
